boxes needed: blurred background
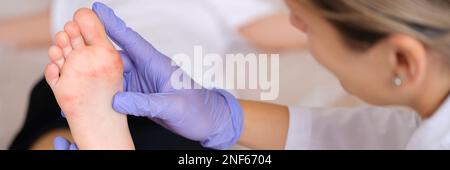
[0,0,52,150]
[0,0,363,150]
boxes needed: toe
[45,63,60,90]
[73,8,111,47]
[55,31,72,57]
[48,45,65,69]
[64,21,86,49]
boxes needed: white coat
[286,95,450,150]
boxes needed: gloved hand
[54,136,78,150]
[92,2,243,149]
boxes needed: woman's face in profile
[284,0,402,105]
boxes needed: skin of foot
[45,8,134,150]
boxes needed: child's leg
[45,8,134,149]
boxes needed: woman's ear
[386,34,427,89]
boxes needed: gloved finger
[92,2,159,62]
[112,92,179,119]
[60,110,66,118]
[54,136,70,150]
[118,50,133,73]
[69,144,79,150]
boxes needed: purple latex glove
[92,2,243,149]
[54,136,78,150]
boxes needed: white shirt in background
[51,0,282,56]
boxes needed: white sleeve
[285,106,421,150]
[207,0,283,29]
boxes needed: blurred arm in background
[240,12,307,52]
[0,8,51,49]
[0,3,306,54]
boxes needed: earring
[394,76,402,86]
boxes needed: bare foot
[45,8,134,149]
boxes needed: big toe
[73,8,112,47]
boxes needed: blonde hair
[299,0,450,62]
